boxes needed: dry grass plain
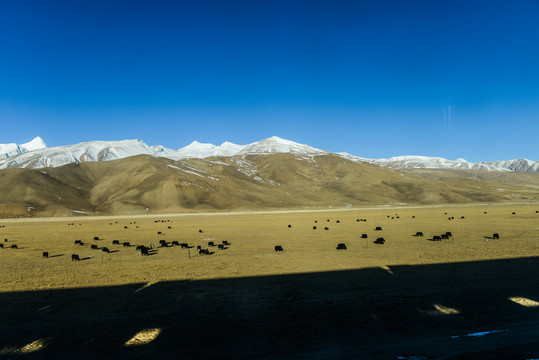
[2,203,539,359]
[1,204,538,292]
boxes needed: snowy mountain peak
[180,141,216,151]
[0,136,537,172]
[367,155,509,172]
[238,136,328,156]
[220,141,241,148]
[22,136,47,151]
[0,136,48,160]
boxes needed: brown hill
[0,154,538,218]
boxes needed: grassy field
[2,203,539,359]
[1,203,538,292]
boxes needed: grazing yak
[0,244,3,248]
[274,245,284,252]
[336,243,347,250]
[413,232,424,237]
[42,252,49,258]
[93,236,100,241]
[11,244,18,249]
[74,240,83,245]
[71,254,80,261]
[222,241,230,245]
[375,226,382,231]
[112,240,120,245]
[361,234,368,239]
[218,244,225,250]
[493,233,500,239]
[288,224,292,228]
[374,238,385,245]
[324,227,329,230]
[91,244,99,250]
[171,241,180,246]
[208,241,215,247]
[136,245,149,256]
[180,243,189,248]
[102,247,110,253]
[431,236,442,241]
[123,242,131,247]
[313,226,317,230]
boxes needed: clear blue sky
[1,0,538,161]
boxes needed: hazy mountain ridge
[0,136,537,172]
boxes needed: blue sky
[1,0,538,161]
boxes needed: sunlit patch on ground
[509,296,539,307]
[124,328,162,347]
[427,303,461,316]
[134,282,157,293]
[0,337,52,355]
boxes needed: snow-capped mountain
[481,159,539,173]
[0,136,47,159]
[0,136,327,169]
[0,139,154,169]
[369,155,510,172]
[0,136,537,172]
[158,136,328,160]
[237,136,328,156]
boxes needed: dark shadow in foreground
[3,257,539,359]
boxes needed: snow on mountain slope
[0,139,154,169]
[237,136,328,156]
[22,136,47,151]
[0,136,537,172]
[0,136,47,159]
[482,159,539,172]
[155,136,326,160]
[370,155,511,172]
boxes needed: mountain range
[0,136,538,217]
[0,136,537,172]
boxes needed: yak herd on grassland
[1,210,538,261]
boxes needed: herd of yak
[2,210,537,260]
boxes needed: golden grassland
[1,203,538,293]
